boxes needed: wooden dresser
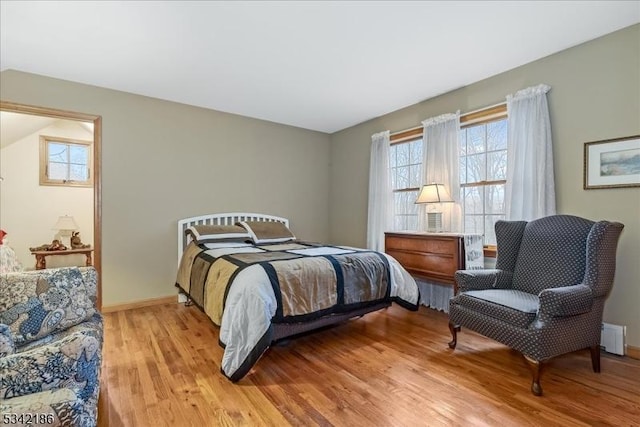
[384,232,465,286]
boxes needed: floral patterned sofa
[0,267,102,426]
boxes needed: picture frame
[583,135,640,189]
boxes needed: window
[388,105,507,244]
[390,129,423,230]
[39,135,93,187]
[459,107,508,245]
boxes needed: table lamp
[53,215,78,248]
[415,183,454,232]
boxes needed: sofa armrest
[538,284,593,318]
[0,327,101,400]
[455,269,513,292]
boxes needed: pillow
[0,324,15,357]
[0,267,97,345]
[238,220,296,244]
[185,225,251,244]
[204,242,253,249]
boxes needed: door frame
[0,101,103,309]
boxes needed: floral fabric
[0,267,102,427]
[0,323,15,357]
[0,267,97,345]
[0,246,23,274]
[0,388,84,427]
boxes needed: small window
[39,136,93,187]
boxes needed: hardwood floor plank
[99,304,640,426]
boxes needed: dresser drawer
[386,250,458,278]
[384,232,465,285]
[385,235,457,255]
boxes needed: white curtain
[420,112,462,232]
[367,131,392,251]
[416,113,461,311]
[416,279,452,312]
[506,84,556,220]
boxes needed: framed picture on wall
[584,135,640,189]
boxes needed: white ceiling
[1,1,639,133]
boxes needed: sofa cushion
[0,267,97,345]
[16,313,103,353]
[0,329,101,401]
[452,289,539,328]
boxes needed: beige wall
[0,120,94,269]
[329,25,640,347]
[0,71,331,306]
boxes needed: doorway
[0,101,102,309]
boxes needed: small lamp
[53,215,78,248]
[415,183,454,232]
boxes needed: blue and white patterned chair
[0,267,102,426]
[448,215,624,395]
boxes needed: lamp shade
[415,183,453,204]
[53,215,79,231]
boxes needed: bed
[175,212,419,381]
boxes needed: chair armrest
[0,329,101,400]
[455,269,513,292]
[538,284,593,318]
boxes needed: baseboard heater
[601,322,625,356]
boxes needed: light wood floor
[99,303,640,426]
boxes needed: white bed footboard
[177,212,289,263]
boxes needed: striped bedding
[175,241,419,381]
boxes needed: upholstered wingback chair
[448,215,623,395]
[0,267,103,426]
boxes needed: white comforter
[207,245,419,380]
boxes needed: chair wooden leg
[524,355,543,396]
[590,345,601,373]
[448,321,460,349]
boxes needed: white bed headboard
[177,212,290,263]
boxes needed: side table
[30,248,94,270]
